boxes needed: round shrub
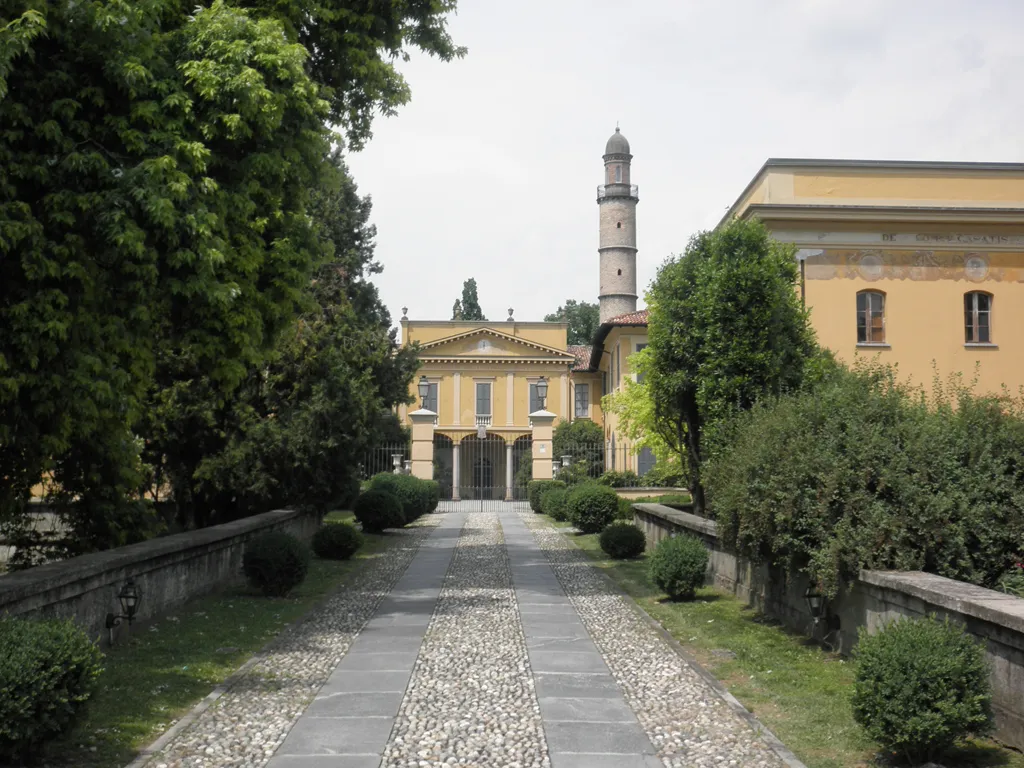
[243,531,311,596]
[423,480,441,513]
[647,534,708,600]
[851,615,993,765]
[312,522,363,560]
[541,487,569,522]
[353,489,405,533]
[0,617,103,764]
[528,479,566,513]
[565,483,619,534]
[368,473,429,522]
[600,522,646,559]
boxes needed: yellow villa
[396,133,1024,502]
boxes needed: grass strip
[44,513,398,768]
[544,515,1024,768]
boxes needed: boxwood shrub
[599,522,646,559]
[565,483,619,534]
[852,615,993,765]
[353,489,405,533]
[311,522,363,560]
[368,473,430,522]
[647,534,708,600]
[528,480,565,513]
[243,531,311,596]
[540,487,569,522]
[0,617,103,764]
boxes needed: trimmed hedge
[0,617,103,764]
[312,522,363,560]
[353,489,405,533]
[528,479,565,513]
[540,487,569,522]
[368,473,431,522]
[243,531,311,596]
[647,534,708,600]
[599,522,646,559]
[852,616,993,764]
[423,479,441,513]
[565,483,619,534]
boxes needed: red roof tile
[567,345,592,371]
[607,309,649,325]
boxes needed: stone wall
[0,509,320,644]
[633,503,1024,750]
[613,487,690,501]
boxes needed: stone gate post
[409,408,436,481]
[529,409,556,481]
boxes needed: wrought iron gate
[435,434,532,512]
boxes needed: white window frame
[421,377,440,414]
[574,383,590,418]
[474,379,493,418]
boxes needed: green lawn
[45,512,395,768]
[545,516,1024,768]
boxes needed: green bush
[647,534,708,600]
[368,473,429,522]
[243,531,311,596]
[597,469,640,488]
[423,480,441,513]
[705,361,1024,598]
[997,562,1024,597]
[528,479,566,513]
[599,522,646,559]
[540,487,569,521]
[353,489,405,533]
[565,483,619,534]
[615,496,634,521]
[311,522,363,560]
[852,616,993,765]
[0,617,103,764]
[641,462,687,488]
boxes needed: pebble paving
[140,505,799,768]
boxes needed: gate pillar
[529,409,556,480]
[409,408,436,480]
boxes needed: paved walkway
[259,505,793,768]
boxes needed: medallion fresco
[805,250,1024,283]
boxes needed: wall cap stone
[860,570,1024,635]
[633,503,717,538]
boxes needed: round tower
[597,126,638,324]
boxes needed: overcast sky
[346,0,1024,328]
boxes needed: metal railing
[360,442,412,480]
[596,184,639,201]
[551,441,685,491]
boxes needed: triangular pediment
[418,328,574,361]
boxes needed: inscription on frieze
[805,249,1021,282]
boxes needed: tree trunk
[681,393,705,516]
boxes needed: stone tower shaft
[597,127,638,324]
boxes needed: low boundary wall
[0,509,319,644]
[633,503,1024,750]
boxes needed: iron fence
[360,442,412,481]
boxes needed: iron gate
[435,434,532,512]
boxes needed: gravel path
[144,517,441,768]
[381,510,549,768]
[517,510,791,768]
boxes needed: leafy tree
[553,419,604,481]
[457,278,486,321]
[0,0,460,553]
[645,218,816,515]
[545,299,600,345]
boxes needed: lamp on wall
[418,375,430,408]
[537,376,548,410]
[105,578,142,632]
[803,584,826,625]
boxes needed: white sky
[346,0,1024,327]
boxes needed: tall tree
[457,278,486,321]
[545,299,600,345]
[645,218,816,514]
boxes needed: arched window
[965,291,992,343]
[856,291,885,344]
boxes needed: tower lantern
[597,126,638,324]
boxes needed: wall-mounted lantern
[804,584,826,625]
[418,375,430,407]
[105,578,142,635]
[537,376,548,410]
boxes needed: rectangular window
[857,291,885,344]
[965,292,991,343]
[575,384,590,418]
[476,382,492,416]
[529,382,542,414]
[635,343,647,383]
[638,446,656,476]
[423,382,438,413]
[616,343,621,387]
[615,164,622,183]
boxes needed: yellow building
[725,159,1024,394]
